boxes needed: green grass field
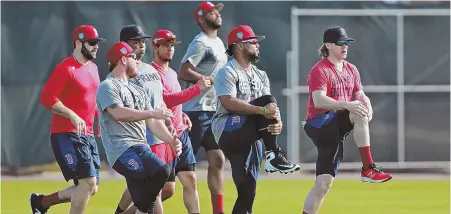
[2,179,449,214]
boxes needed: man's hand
[169,134,182,156]
[151,108,174,120]
[183,115,192,131]
[196,76,212,91]
[70,114,86,136]
[263,103,279,119]
[268,120,283,135]
[345,100,368,118]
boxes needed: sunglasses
[85,40,99,46]
[240,38,258,45]
[334,40,350,46]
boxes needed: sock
[41,192,68,208]
[358,146,374,170]
[258,129,278,151]
[115,205,125,214]
[212,194,224,214]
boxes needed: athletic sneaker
[361,163,392,183]
[30,193,48,214]
[264,147,300,173]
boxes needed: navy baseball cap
[323,26,355,43]
[120,25,151,42]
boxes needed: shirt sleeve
[162,85,201,109]
[352,65,364,93]
[96,81,123,111]
[215,67,237,97]
[181,41,207,67]
[40,65,71,110]
[307,66,328,92]
[260,70,271,95]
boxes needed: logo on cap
[120,47,127,54]
[167,32,172,37]
[237,32,243,39]
[153,37,161,44]
[79,33,84,39]
[197,10,203,16]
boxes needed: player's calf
[350,112,392,183]
[303,174,334,214]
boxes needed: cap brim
[130,35,152,40]
[214,3,224,11]
[255,35,265,41]
[340,37,354,42]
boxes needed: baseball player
[302,26,392,214]
[97,42,182,214]
[151,29,213,214]
[212,25,301,214]
[113,25,180,214]
[178,2,228,213]
[30,25,105,214]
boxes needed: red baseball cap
[151,29,181,46]
[194,1,224,21]
[227,25,265,47]
[72,25,106,42]
[106,42,134,64]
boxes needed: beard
[126,65,138,78]
[205,19,221,30]
[247,52,260,63]
[158,53,172,62]
[81,43,95,60]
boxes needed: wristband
[263,106,267,116]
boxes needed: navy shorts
[186,111,219,154]
[304,110,354,177]
[174,130,196,174]
[113,144,167,207]
[50,132,100,185]
[216,114,264,183]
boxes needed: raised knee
[315,174,334,196]
[349,112,369,125]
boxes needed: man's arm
[40,66,79,119]
[179,41,207,83]
[311,90,348,110]
[145,118,176,143]
[97,82,157,122]
[163,85,201,108]
[218,95,265,115]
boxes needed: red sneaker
[361,164,392,183]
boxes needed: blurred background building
[1,1,449,175]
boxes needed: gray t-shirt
[180,31,228,112]
[130,63,164,145]
[211,59,271,142]
[97,76,151,165]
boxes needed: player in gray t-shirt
[212,25,300,214]
[178,2,228,213]
[97,42,181,214]
[113,25,180,214]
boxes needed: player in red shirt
[302,26,392,214]
[30,25,105,214]
[152,29,211,214]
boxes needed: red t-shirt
[305,58,363,120]
[40,56,100,135]
[151,62,201,136]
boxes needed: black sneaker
[30,193,48,214]
[264,147,300,174]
